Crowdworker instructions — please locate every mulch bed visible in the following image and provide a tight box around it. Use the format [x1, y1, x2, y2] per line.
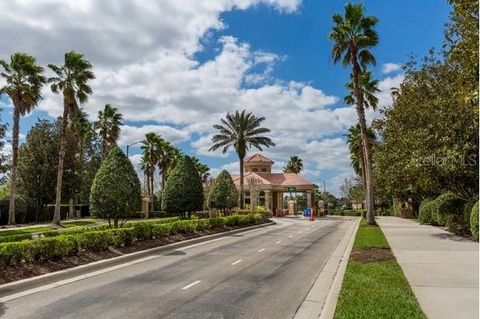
[350, 248, 394, 263]
[0, 223, 263, 285]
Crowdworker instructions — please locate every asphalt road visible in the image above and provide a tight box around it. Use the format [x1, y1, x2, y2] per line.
[0, 216, 356, 319]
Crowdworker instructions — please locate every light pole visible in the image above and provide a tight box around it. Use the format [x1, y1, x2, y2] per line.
[126, 140, 142, 157]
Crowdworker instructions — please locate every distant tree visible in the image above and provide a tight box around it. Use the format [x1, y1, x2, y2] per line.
[90, 147, 141, 227]
[0, 53, 46, 224]
[329, 3, 379, 224]
[283, 156, 303, 174]
[162, 156, 204, 218]
[210, 110, 275, 208]
[208, 170, 239, 213]
[247, 176, 262, 213]
[48, 51, 95, 225]
[191, 156, 210, 183]
[140, 132, 163, 210]
[94, 104, 123, 159]
[345, 124, 376, 188]
[17, 120, 58, 219]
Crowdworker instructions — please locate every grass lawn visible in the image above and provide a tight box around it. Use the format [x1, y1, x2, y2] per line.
[334, 220, 426, 319]
[0, 226, 55, 237]
[62, 220, 98, 228]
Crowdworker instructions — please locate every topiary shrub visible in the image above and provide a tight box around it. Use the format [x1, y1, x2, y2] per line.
[470, 201, 479, 241]
[432, 192, 467, 232]
[418, 199, 436, 225]
[90, 147, 142, 228]
[162, 156, 204, 218]
[207, 170, 238, 213]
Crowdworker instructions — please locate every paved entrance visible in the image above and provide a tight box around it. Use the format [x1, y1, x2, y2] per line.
[377, 217, 479, 319]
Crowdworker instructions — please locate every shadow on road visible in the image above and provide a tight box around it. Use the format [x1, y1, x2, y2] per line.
[163, 250, 186, 256]
[0, 302, 6, 317]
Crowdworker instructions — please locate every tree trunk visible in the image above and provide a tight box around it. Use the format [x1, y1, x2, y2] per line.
[53, 103, 70, 225]
[69, 198, 75, 219]
[239, 157, 244, 209]
[7, 108, 20, 225]
[101, 135, 107, 160]
[113, 215, 118, 228]
[352, 58, 375, 224]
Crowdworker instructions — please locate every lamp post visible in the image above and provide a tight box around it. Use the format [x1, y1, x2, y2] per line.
[126, 140, 142, 157]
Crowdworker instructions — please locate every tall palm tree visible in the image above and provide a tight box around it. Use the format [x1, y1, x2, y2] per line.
[158, 141, 180, 190]
[0, 53, 46, 225]
[344, 71, 380, 110]
[48, 51, 94, 225]
[94, 104, 123, 159]
[283, 155, 303, 174]
[209, 110, 275, 208]
[345, 124, 376, 188]
[140, 132, 163, 210]
[329, 3, 379, 224]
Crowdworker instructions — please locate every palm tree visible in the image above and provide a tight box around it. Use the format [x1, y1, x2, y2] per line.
[94, 104, 123, 159]
[283, 155, 303, 174]
[344, 71, 380, 110]
[191, 156, 210, 183]
[209, 110, 275, 208]
[0, 53, 46, 225]
[48, 51, 95, 225]
[158, 141, 180, 190]
[329, 3, 379, 224]
[345, 124, 376, 188]
[140, 132, 163, 210]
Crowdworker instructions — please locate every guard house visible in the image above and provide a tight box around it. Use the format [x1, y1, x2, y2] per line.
[231, 154, 318, 215]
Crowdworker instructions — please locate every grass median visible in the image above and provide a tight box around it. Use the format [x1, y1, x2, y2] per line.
[334, 220, 426, 319]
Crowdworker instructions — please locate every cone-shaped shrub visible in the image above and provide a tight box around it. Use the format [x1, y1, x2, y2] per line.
[208, 170, 238, 212]
[162, 156, 204, 218]
[90, 147, 141, 227]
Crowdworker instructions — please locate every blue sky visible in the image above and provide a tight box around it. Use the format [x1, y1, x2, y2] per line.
[0, 0, 451, 195]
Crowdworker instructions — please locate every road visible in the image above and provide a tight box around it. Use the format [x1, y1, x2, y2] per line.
[0, 216, 356, 319]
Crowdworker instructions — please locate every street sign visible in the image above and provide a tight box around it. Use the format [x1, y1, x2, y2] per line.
[286, 186, 296, 192]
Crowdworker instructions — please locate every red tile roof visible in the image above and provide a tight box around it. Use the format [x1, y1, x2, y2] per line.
[245, 153, 274, 164]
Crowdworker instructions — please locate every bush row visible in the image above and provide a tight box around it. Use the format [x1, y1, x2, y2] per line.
[327, 209, 366, 217]
[419, 193, 478, 237]
[0, 214, 263, 266]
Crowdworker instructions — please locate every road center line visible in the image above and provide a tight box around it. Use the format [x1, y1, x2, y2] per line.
[257, 248, 265, 252]
[275, 240, 281, 244]
[182, 280, 201, 290]
[231, 259, 242, 265]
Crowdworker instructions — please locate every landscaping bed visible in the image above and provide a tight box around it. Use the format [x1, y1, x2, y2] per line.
[334, 220, 426, 319]
[0, 214, 266, 285]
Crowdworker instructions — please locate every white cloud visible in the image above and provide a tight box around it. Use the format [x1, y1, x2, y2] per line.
[381, 62, 402, 74]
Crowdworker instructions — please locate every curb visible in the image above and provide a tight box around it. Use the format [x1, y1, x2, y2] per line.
[294, 217, 361, 319]
[0, 221, 275, 298]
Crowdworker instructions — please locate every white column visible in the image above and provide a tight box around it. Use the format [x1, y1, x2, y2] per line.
[265, 190, 270, 211]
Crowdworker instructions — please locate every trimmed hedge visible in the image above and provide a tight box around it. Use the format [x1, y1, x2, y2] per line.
[470, 201, 479, 241]
[0, 233, 33, 243]
[0, 214, 263, 266]
[327, 209, 366, 217]
[418, 199, 436, 225]
[432, 193, 467, 234]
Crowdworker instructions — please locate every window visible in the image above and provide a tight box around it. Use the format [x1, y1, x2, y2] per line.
[252, 168, 258, 172]
[261, 168, 267, 172]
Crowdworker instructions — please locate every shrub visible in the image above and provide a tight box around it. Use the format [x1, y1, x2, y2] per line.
[152, 223, 172, 238]
[418, 199, 436, 224]
[162, 156, 204, 218]
[470, 201, 479, 241]
[207, 170, 238, 212]
[110, 228, 135, 246]
[90, 147, 142, 227]
[432, 192, 466, 229]
[0, 241, 30, 265]
[29, 236, 78, 261]
[0, 233, 33, 243]
[77, 231, 114, 251]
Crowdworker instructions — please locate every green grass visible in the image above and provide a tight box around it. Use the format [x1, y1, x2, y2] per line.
[62, 220, 97, 228]
[0, 226, 55, 237]
[334, 220, 426, 319]
[353, 220, 390, 249]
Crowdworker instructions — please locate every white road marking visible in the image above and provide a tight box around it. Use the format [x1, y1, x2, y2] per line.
[231, 259, 242, 265]
[0, 255, 160, 302]
[257, 248, 265, 252]
[289, 235, 293, 238]
[275, 240, 281, 244]
[298, 231, 303, 234]
[182, 280, 201, 290]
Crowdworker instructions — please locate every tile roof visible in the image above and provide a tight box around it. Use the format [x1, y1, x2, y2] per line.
[244, 153, 274, 164]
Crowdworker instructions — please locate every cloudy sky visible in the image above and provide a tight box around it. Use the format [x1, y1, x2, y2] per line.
[0, 0, 450, 195]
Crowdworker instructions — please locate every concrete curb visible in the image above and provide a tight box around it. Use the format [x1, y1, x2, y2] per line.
[0, 221, 274, 298]
[294, 217, 361, 319]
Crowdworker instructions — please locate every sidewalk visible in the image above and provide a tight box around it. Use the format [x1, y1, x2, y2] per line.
[377, 217, 479, 319]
